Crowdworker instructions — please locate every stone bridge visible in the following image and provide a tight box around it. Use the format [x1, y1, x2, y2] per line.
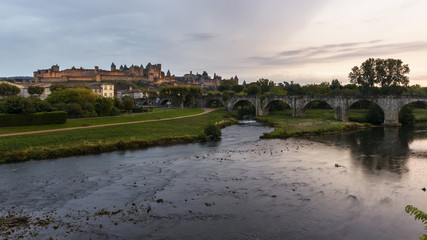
[199, 95, 427, 126]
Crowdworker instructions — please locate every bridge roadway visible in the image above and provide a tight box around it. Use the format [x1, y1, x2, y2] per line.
[199, 95, 427, 126]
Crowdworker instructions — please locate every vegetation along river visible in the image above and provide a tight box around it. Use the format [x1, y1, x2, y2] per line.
[1, 122, 427, 239]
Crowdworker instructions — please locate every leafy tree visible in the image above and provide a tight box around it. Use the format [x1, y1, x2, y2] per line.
[404, 85, 426, 96]
[217, 84, 231, 92]
[330, 79, 342, 90]
[256, 78, 275, 94]
[50, 84, 68, 92]
[0, 96, 25, 113]
[94, 97, 115, 116]
[283, 81, 303, 95]
[349, 58, 410, 89]
[186, 86, 202, 106]
[405, 205, 427, 240]
[231, 85, 244, 93]
[23, 97, 52, 113]
[244, 83, 262, 96]
[122, 97, 134, 113]
[204, 124, 221, 140]
[0, 82, 20, 96]
[47, 88, 98, 106]
[221, 90, 235, 102]
[67, 103, 84, 118]
[27, 85, 45, 96]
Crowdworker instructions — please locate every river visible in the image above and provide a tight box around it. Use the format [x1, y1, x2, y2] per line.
[0, 122, 426, 239]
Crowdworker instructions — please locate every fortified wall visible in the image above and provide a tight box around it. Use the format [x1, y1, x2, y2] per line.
[33, 63, 162, 83]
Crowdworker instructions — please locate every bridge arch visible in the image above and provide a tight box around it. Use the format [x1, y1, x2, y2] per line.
[262, 98, 292, 115]
[262, 99, 292, 116]
[348, 99, 384, 125]
[296, 97, 337, 119]
[396, 98, 427, 125]
[227, 96, 260, 115]
[203, 96, 226, 108]
[159, 98, 171, 106]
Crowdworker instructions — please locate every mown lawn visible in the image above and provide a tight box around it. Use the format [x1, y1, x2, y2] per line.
[0, 110, 229, 154]
[0, 108, 203, 134]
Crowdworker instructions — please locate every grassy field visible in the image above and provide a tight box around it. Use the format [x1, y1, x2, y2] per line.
[0, 109, 234, 162]
[255, 109, 369, 138]
[0, 108, 202, 134]
[414, 108, 427, 122]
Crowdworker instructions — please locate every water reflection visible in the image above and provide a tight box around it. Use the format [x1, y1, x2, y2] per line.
[312, 126, 427, 174]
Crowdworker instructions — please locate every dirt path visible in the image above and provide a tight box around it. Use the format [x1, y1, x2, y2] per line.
[0, 108, 217, 138]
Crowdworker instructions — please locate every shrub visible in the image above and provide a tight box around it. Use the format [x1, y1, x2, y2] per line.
[204, 124, 221, 140]
[366, 104, 384, 125]
[0, 111, 67, 127]
[110, 106, 121, 116]
[399, 105, 415, 126]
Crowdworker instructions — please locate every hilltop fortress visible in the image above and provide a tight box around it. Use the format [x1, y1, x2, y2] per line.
[34, 63, 162, 83]
[33, 63, 234, 90]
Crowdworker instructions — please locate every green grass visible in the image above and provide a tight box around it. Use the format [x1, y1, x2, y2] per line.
[0, 110, 235, 162]
[414, 108, 427, 122]
[256, 109, 369, 138]
[0, 108, 202, 134]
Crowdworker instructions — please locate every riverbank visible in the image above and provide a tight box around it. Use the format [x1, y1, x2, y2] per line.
[255, 109, 370, 139]
[0, 109, 236, 163]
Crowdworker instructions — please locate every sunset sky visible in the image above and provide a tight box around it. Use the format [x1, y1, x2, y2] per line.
[1, 0, 427, 85]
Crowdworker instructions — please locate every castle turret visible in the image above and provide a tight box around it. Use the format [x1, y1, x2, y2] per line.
[111, 62, 116, 71]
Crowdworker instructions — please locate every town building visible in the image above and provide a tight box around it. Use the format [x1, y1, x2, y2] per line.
[87, 83, 115, 98]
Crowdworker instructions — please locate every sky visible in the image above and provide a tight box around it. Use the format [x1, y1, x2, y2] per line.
[1, 0, 427, 86]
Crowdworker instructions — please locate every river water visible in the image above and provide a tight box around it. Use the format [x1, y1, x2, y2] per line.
[1, 122, 427, 239]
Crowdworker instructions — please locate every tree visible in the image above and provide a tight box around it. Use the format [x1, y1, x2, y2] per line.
[217, 84, 231, 92]
[231, 85, 244, 93]
[27, 85, 45, 97]
[0, 96, 25, 113]
[0, 82, 20, 96]
[283, 81, 303, 95]
[349, 58, 410, 89]
[122, 97, 134, 113]
[405, 205, 427, 240]
[330, 79, 342, 90]
[47, 88, 98, 106]
[256, 78, 275, 94]
[50, 84, 68, 92]
[23, 97, 52, 113]
[244, 83, 261, 96]
[94, 97, 114, 116]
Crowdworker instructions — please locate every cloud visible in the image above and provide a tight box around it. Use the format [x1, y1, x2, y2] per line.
[183, 33, 217, 42]
[248, 40, 427, 66]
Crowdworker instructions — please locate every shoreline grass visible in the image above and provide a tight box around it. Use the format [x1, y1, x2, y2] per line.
[0, 110, 236, 163]
[255, 109, 370, 139]
[0, 108, 203, 134]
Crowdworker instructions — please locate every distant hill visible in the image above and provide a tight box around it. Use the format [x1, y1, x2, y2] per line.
[1, 76, 33, 83]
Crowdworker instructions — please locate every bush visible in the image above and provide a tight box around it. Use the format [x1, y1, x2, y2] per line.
[0, 111, 67, 127]
[67, 102, 83, 118]
[366, 104, 384, 125]
[204, 124, 221, 140]
[110, 106, 121, 116]
[399, 105, 415, 126]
